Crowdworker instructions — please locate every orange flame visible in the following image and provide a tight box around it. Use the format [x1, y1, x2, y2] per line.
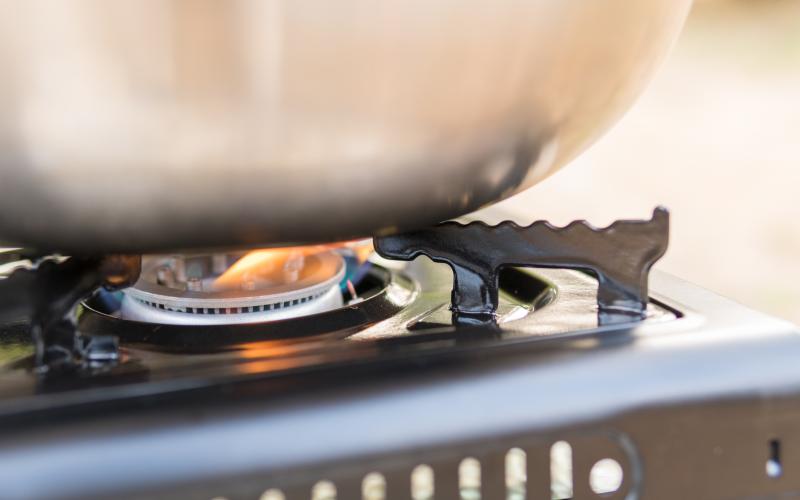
[213, 240, 372, 289]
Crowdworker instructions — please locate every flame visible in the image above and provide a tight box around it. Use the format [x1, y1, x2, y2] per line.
[213, 245, 324, 289]
[213, 240, 372, 290]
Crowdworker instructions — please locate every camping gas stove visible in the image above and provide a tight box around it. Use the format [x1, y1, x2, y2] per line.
[0, 209, 799, 500]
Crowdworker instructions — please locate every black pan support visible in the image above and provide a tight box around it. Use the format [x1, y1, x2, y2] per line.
[375, 207, 669, 325]
[0, 254, 140, 372]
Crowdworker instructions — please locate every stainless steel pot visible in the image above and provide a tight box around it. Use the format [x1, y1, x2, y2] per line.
[0, 0, 692, 253]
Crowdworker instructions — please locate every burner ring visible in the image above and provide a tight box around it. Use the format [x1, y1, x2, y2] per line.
[121, 251, 345, 325]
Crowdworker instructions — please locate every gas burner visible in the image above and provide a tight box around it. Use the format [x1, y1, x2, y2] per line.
[0, 211, 672, 369]
[82, 262, 410, 350]
[4, 210, 800, 500]
[120, 251, 345, 325]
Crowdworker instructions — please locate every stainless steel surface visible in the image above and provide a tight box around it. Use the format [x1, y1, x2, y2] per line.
[0, 0, 692, 252]
[0, 271, 797, 500]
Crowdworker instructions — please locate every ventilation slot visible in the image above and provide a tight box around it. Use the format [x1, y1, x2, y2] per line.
[311, 480, 336, 500]
[362, 472, 386, 499]
[590, 458, 624, 495]
[252, 437, 631, 499]
[551, 440, 573, 500]
[455, 457, 479, 498]
[260, 490, 286, 500]
[506, 447, 527, 497]
[411, 464, 434, 499]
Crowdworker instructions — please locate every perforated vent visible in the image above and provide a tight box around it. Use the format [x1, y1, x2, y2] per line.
[133, 290, 327, 315]
[195, 433, 633, 500]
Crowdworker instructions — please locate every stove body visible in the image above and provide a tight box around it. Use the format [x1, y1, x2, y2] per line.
[0, 245, 798, 500]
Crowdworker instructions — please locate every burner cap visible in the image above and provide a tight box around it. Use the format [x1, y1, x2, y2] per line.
[121, 251, 345, 325]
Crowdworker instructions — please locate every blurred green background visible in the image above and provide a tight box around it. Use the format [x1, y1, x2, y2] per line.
[494, 0, 800, 324]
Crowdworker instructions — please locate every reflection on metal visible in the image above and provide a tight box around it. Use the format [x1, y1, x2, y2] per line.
[0, 1, 692, 252]
[375, 208, 669, 325]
